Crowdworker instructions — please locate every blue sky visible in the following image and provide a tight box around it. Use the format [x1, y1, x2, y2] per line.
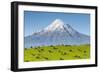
[24, 11, 90, 37]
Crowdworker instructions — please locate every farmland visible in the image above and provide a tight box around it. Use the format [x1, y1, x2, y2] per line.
[24, 44, 90, 62]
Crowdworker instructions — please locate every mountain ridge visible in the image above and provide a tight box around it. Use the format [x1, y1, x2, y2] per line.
[25, 19, 90, 48]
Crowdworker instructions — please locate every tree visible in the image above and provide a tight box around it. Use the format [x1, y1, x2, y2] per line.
[50, 45, 53, 47]
[30, 46, 33, 48]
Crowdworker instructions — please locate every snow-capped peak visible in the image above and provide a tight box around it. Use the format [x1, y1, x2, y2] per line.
[25, 18, 90, 48]
[44, 19, 65, 31]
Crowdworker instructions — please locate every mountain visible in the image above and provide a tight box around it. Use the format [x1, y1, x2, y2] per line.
[25, 19, 90, 48]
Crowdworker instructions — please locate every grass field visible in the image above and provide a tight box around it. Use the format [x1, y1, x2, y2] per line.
[24, 44, 90, 62]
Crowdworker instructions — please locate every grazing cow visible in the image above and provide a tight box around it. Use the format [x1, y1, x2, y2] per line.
[63, 52, 67, 55]
[60, 58, 64, 60]
[53, 47, 57, 49]
[44, 57, 49, 60]
[48, 50, 52, 53]
[25, 60, 29, 62]
[78, 49, 82, 52]
[69, 49, 72, 52]
[36, 56, 40, 59]
[74, 55, 81, 59]
[84, 51, 86, 53]
[38, 50, 41, 52]
[41, 49, 44, 51]
[31, 54, 35, 56]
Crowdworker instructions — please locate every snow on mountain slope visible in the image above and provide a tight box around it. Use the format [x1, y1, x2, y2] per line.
[44, 19, 65, 32]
